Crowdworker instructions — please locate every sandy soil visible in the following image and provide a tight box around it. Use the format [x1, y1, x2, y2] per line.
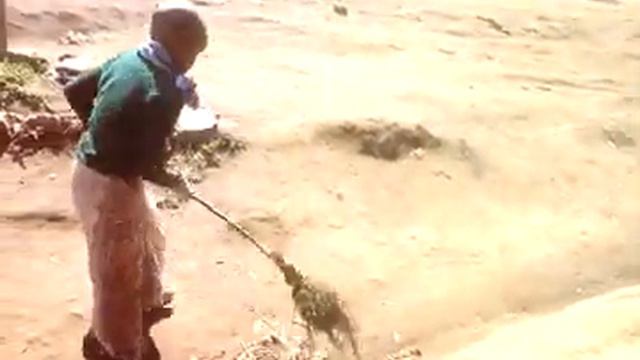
[1, 0, 639, 359]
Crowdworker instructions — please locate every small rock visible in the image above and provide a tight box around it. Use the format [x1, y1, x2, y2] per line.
[48, 173, 57, 181]
[432, 170, 452, 180]
[156, 198, 180, 210]
[69, 306, 84, 319]
[333, 4, 348, 16]
[58, 30, 93, 45]
[387, 347, 423, 359]
[476, 16, 511, 36]
[603, 128, 636, 148]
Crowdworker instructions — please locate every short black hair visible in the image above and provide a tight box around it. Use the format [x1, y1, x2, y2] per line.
[150, 7, 207, 47]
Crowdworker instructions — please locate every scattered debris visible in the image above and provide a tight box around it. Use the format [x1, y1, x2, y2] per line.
[58, 30, 93, 46]
[156, 197, 181, 211]
[0, 86, 52, 113]
[602, 128, 636, 148]
[316, 120, 443, 161]
[0, 52, 53, 112]
[333, 4, 348, 17]
[360, 124, 442, 161]
[432, 170, 452, 180]
[0, 60, 37, 87]
[234, 329, 422, 360]
[386, 347, 422, 360]
[236, 336, 287, 360]
[0, 52, 49, 75]
[476, 16, 511, 36]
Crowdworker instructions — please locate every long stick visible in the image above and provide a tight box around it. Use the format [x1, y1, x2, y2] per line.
[0, 0, 6, 53]
[189, 193, 272, 258]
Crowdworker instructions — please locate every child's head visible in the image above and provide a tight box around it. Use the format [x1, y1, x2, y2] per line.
[151, 1, 208, 74]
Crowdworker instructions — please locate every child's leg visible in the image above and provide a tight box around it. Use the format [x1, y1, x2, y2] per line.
[140, 188, 173, 311]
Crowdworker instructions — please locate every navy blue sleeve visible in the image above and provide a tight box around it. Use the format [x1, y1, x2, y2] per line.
[140, 95, 182, 187]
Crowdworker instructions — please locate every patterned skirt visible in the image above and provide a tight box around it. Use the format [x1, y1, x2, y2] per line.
[72, 161, 166, 359]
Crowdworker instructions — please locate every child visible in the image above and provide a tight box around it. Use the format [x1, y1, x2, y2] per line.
[64, 2, 208, 359]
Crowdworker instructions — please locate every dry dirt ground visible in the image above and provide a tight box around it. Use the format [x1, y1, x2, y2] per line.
[1, 0, 640, 359]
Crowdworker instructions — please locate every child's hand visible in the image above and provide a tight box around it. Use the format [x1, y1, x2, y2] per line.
[171, 173, 194, 201]
[176, 76, 200, 108]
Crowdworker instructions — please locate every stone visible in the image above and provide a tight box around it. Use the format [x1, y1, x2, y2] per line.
[333, 4, 348, 16]
[603, 128, 636, 148]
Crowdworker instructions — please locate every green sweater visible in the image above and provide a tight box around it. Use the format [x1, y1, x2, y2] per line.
[75, 50, 184, 180]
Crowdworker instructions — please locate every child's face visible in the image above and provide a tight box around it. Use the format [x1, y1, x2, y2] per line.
[166, 28, 207, 74]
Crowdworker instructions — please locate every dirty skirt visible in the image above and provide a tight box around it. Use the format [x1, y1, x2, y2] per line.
[72, 161, 166, 359]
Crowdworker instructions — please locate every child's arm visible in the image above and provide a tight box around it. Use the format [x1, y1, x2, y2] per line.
[139, 97, 191, 196]
[63, 68, 101, 125]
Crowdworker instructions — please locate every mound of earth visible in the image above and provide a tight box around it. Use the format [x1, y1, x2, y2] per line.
[0, 52, 53, 113]
[0, 112, 83, 167]
[445, 285, 640, 360]
[316, 120, 443, 161]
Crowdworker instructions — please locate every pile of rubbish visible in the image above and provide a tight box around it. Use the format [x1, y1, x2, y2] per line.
[0, 52, 52, 113]
[0, 111, 83, 167]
